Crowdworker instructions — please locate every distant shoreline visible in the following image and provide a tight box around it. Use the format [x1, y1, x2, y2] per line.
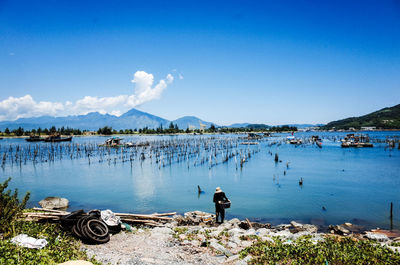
[1, 129, 400, 139]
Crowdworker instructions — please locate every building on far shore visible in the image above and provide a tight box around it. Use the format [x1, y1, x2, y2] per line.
[83, 131, 97, 136]
[361, 126, 376, 131]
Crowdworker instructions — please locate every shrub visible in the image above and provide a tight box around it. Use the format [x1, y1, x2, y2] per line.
[0, 178, 30, 237]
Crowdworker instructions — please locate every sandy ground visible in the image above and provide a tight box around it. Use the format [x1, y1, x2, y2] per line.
[82, 229, 230, 265]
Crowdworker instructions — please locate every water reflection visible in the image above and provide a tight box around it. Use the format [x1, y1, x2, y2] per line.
[0, 132, 399, 229]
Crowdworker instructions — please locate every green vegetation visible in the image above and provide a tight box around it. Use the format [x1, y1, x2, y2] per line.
[323, 104, 400, 130]
[0, 126, 83, 137]
[240, 236, 400, 265]
[0, 221, 100, 265]
[0, 178, 30, 237]
[0, 123, 297, 137]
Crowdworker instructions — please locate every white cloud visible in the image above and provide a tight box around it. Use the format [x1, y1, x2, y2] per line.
[0, 71, 174, 121]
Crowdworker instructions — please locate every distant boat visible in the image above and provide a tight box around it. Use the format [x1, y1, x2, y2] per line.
[26, 135, 44, 142]
[99, 137, 125, 147]
[316, 141, 322, 148]
[43, 135, 72, 142]
[341, 134, 373, 148]
[287, 136, 302, 145]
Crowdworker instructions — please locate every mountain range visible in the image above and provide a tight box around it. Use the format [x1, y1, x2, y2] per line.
[0, 107, 332, 131]
[0, 108, 215, 131]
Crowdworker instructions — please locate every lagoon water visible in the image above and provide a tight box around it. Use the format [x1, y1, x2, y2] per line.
[1, 132, 400, 230]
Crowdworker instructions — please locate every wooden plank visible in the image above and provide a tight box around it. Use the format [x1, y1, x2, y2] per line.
[115, 213, 172, 221]
[32, 207, 70, 214]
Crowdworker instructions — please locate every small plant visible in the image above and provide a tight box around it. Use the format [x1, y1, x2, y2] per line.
[240, 235, 400, 264]
[0, 177, 30, 237]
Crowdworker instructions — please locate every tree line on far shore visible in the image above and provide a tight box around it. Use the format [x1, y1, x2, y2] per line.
[0, 123, 297, 136]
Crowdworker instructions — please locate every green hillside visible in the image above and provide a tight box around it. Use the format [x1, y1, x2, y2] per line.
[323, 104, 400, 130]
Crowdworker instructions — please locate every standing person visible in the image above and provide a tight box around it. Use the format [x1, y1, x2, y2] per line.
[213, 187, 229, 223]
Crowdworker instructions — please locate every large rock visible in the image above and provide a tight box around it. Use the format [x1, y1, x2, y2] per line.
[39, 197, 69, 209]
[184, 211, 215, 225]
[229, 218, 241, 227]
[329, 225, 350, 235]
[365, 232, 389, 242]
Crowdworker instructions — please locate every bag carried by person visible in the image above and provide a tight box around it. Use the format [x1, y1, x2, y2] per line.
[218, 200, 231, 209]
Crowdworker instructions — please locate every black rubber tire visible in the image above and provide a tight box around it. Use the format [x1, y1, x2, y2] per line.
[87, 219, 109, 237]
[72, 224, 83, 239]
[107, 224, 122, 234]
[61, 209, 85, 221]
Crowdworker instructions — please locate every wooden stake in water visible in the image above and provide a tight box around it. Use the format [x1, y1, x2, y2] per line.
[390, 202, 393, 219]
[390, 202, 393, 230]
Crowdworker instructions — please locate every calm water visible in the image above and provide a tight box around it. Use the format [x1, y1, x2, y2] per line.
[1, 132, 400, 229]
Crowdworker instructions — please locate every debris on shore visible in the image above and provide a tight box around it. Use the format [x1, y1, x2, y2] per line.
[20, 208, 400, 264]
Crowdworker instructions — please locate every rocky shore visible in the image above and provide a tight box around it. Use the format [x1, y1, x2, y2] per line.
[82, 211, 400, 265]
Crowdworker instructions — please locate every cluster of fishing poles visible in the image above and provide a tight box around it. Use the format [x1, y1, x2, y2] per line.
[0, 136, 262, 170]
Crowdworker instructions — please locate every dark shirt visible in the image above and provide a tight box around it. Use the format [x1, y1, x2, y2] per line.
[213, 192, 228, 204]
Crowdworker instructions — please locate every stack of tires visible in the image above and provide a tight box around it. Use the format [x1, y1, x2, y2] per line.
[61, 209, 120, 244]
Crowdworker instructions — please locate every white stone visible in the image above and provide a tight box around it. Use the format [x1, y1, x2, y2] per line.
[151, 227, 173, 235]
[365, 232, 389, 242]
[273, 230, 294, 239]
[227, 242, 238, 249]
[210, 231, 220, 237]
[208, 238, 218, 244]
[226, 254, 240, 263]
[244, 229, 256, 236]
[290, 221, 303, 228]
[228, 228, 244, 237]
[209, 241, 233, 256]
[256, 228, 269, 236]
[229, 218, 241, 226]
[231, 236, 242, 245]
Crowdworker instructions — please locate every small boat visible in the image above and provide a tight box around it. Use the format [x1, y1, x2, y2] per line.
[43, 135, 72, 142]
[340, 134, 373, 148]
[240, 142, 259, 145]
[26, 135, 44, 142]
[99, 137, 125, 147]
[287, 136, 302, 144]
[247, 133, 263, 140]
[316, 141, 322, 148]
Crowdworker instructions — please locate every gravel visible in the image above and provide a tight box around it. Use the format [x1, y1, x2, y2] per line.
[82, 230, 226, 265]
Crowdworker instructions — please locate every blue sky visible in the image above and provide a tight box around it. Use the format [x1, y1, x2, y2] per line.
[0, 0, 399, 125]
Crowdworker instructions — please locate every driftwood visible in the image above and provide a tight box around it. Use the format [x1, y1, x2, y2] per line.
[115, 213, 173, 221]
[21, 208, 175, 227]
[32, 207, 70, 214]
